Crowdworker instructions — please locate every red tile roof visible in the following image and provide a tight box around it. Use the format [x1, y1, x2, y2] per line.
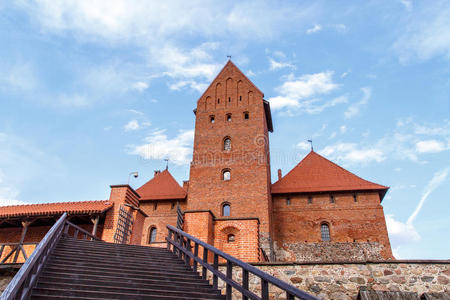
[271, 151, 389, 199]
[0, 200, 112, 218]
[137, 169, 187, 201]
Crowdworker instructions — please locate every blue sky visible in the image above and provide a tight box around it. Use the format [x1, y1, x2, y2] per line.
[0, 1, 449, 259]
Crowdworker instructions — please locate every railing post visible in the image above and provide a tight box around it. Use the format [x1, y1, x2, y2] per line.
[193, 243, 199, 272]
[202, 247, 208, 280]
[243, 269, 249, 300]
[213, 253, 219, 290]
[286, 292, 295, 300]
[185, 238, 191, 266]
[74, 229, 79, 239]
[167, 230, 172, 251]
[261, 279, 269, 300]
[226, 260, 233, 300]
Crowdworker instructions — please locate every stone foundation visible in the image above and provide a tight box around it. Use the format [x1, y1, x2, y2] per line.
[274, 241, 387, 262]
[214, 260, 449, 299]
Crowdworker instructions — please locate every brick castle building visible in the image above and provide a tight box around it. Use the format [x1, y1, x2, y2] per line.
[0, 61, 393, 263]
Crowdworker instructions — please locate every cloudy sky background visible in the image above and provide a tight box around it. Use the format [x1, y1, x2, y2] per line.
[0, 0, 449, 259]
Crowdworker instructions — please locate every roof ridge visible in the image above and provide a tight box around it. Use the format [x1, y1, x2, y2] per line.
[0, 199, 109, 209]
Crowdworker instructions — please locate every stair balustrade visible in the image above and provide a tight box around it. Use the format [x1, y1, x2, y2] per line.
[1, 212, 100, 300]
[166, 224, 318, 300]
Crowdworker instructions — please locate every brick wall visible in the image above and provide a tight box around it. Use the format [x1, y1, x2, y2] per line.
[214, 219, 260, 262]
[272, 191, 393, 261]
[138, 200, 186, 245]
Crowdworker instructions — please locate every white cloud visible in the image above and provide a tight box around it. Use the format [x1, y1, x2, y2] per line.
[0, 62, 37, 92]
[407, 167, 450, 224]
[394, 2, 450, 62]
[306, 24, 321, 34]
[344, 87, 371, 119]
[128, 129, 194, 165]
[131, 81, 149, 92]
[332, 24, 348, 33]
[340, 125, 347, 134]
[269, 71, 341, 112]
[319, 143, 385, 166]
[416, 140, 447, 153]
[399, 0, 413, 11]
[124, 120, 140, 131]
[124, 119, 151, 131]
[268, 58, 296, 71]
[386, 214, 420, 245]
[296, 141, 311, 152]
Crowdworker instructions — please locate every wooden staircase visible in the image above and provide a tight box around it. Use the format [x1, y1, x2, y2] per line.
[30, 237, 224, 299]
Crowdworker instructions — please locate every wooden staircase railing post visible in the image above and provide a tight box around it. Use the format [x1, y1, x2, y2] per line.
[226, 260, 233, 300]
[242, 268, 249, 300]
[261, 279, 269, 300]
[193, 242, 199, 272]
[212, 253, 218, 290]
[202, 247, 208, 280]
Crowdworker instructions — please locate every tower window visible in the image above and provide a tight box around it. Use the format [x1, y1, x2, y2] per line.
[224, 138, 231, 151]
[210, 116, 215, 123]
[286, 197, 291, 205]
[353, 193, 358, 202]
[227, 234, 235, 242]
[308, 196, 313, 204]
[153, 202, 158, 210]
[244, 112, 249, 119]
[222, 203, 231, 216]
[228, 97, 231, 102]
[321, 223, 330, 241]
[330, 195, 335, 204]
[218, 98, 220, 104]
[239, 96, 242, 101]
[149, 227, 157, 243]
[222, 169, 231, 181]
[226, 114, 232, 122]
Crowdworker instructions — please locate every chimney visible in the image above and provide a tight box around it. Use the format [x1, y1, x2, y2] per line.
[154, 170, 161, 176]
[277, 169, 282, 180]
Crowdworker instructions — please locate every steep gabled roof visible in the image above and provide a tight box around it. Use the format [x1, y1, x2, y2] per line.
[137, 169, 187, 201]
[0, 200, 112, 218]
[197, 60, 264, 102]
[271, 151, 389, 200]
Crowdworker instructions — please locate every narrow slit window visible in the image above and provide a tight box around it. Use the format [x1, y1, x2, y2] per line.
[308, 196, 313, 204]
[321, 223, 330, 241]
[210, 116, 215, 123]
[217, 98, 220, 104]
[226, 114, 232, 122]
[222, 204, 230, 216]
[224, 138, 231, 151]
[286, 197, 291, 205]
[239, 96, 242, 101]
[228, 97, 231, 102]
[227, 234, 235, 242]
[330, 195, 335, 204]
[353, 193, 358, 202]
[244, 112, 249, 119]
[149, 227, 157, 243]
[223, 170, 231, 181]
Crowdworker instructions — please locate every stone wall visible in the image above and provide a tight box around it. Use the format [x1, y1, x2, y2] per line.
[214, 260, 449, 299]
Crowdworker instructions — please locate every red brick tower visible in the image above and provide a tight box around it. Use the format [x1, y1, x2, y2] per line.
[186, 60, 274, 259]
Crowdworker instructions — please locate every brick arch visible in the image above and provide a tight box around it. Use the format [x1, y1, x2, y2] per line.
[217, 225, 241, 259]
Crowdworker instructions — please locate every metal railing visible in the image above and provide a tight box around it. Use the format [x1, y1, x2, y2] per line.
[166, 225, 318, 300]
[1, 213, 101, 300]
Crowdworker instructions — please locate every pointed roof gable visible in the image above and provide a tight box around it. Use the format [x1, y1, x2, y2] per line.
[137, 169, 187, 201]
[271, 151, 389, 200]
[197, 60, 264, 102]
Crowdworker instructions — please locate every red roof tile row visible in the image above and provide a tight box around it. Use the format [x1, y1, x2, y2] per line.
[0, 200, 112, 218]
[271, 151, 388, 199]
[136, 169, 187, 201]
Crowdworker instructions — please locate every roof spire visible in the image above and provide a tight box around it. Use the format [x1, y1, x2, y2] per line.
[307, 139, 314, 151]
[227, 55, 232, 60]
[164, 158, 169, 170]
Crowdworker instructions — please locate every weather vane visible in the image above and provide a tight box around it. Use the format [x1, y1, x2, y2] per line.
[164, 158, 169, 170]
[227, 55, 232, 60]
[307, 139, 313, 151]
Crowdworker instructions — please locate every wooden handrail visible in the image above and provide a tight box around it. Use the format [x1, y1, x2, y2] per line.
[1, 213, 67, 300]
[1, 213, 102, 299]
[166, 225, 318, 300]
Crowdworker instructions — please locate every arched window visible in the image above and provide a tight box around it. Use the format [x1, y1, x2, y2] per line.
[222, 203, 231, 216]
[244, 112, 249, 120]
[149, 227, 157, 243]
[224, 138, 231, 151]
[226, 114, 232, 122]
[210, 115, 215, 123]
[227, 234, 235, 243]
[222, 169, 231, 181]
[321, 223, 330, 241]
